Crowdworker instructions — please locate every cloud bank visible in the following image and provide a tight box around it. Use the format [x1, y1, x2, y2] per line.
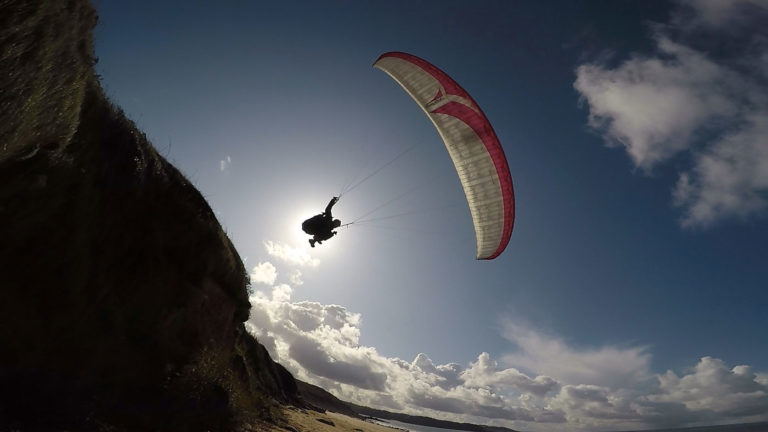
[501, 320, 652, 390]
[574, 0, 768, 228]
[247, 283, 768, 431]
[245, 241, 768, 431]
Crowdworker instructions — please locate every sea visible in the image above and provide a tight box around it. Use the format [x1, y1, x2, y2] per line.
[373, 418, 472, 432]
[372, 419, 768, 432]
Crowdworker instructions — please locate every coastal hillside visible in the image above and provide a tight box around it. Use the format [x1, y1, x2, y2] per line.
[349, 403, 517, 432]
[0, 1, 304, 430]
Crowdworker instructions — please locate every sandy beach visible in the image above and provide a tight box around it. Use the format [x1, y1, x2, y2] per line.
[257, 407, 403, 432]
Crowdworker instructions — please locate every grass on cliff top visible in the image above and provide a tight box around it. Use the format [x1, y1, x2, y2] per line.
[1, 0, 98, 162]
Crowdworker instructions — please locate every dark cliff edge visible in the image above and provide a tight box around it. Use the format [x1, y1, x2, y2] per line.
[0, 1, 304, 430]
[295, 381, 361, 419]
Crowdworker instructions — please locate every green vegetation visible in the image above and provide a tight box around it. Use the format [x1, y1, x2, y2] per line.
[0, 0, 94, 163]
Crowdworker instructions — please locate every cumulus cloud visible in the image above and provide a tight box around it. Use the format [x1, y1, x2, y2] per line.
[673, 114, 768, 227]
[574, 0, 768, 227]
[246, 283, 768, 431]
[264, 240, 320, 267]
[271, 283, 292, 302]
[757, 372, 768, 387]
[652, 357, 768, 419]
[246, 229, 767, 430]
[247, 285, 388, 391]
[246, 285, 566, 429]
[462, 352, 560, 397]
[548, 356, 768, 430]
[249, 261, 277, 285]
[289, 269, 304, 286]
[412, 353, 464, 390]
[501, 320, 652, 389]
[574, 38, 740, 170]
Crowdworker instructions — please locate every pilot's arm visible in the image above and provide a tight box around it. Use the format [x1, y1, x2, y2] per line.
[324, 196, 339, 217]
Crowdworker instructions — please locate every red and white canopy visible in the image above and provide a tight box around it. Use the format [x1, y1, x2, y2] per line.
[374, 52, 515, 260]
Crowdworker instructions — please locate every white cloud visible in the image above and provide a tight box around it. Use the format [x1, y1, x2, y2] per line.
[757, 373, 768, 387]
[411, 353, 464, 390]
[246, 288, 391, 391]
[271, 284, 292, 302]
[462, 352, 560, 397]
[674, 113, 768, 227]
[219, 155, 231, 172]
[652, 357, 768, 418]
[264, 240, 320, 267]
[574, 38, 739, 170]
[247, 233, 767, 429]
[547, 356, 768, 429]
[249, 261, 277, 285]
[531, 352, 768, 430]
[574, 0, 768, 227]
[246, 287, 566, 430]
[246, 285, 768, 431]
[501, 320, 652, 389]
[289, 269, 304, 286]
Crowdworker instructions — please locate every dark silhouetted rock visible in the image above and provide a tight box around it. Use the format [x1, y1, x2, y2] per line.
[317, 418, 336, 426]
[0, 0, 303, 430]
[297, 380, 360, 418]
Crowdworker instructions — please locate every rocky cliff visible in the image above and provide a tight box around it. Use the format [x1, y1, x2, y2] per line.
[0, 1, 302, 430]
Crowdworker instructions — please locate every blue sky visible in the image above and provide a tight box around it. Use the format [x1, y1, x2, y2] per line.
[93, 1, 768, 430]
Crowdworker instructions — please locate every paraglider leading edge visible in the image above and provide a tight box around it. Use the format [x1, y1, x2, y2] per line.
[373, 51, 515, 260]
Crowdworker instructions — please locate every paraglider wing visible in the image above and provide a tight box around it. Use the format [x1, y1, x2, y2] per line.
[374, 52, 515, 260]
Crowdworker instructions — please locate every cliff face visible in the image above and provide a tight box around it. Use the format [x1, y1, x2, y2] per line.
[0, 1, 301, 430]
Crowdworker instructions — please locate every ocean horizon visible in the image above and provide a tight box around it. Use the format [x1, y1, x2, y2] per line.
[374, 418, 471, 432]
